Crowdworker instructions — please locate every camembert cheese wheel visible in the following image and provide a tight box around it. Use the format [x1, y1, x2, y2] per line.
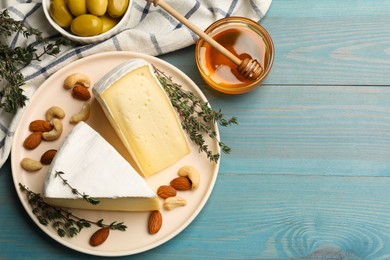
[42, 122, 160, 211]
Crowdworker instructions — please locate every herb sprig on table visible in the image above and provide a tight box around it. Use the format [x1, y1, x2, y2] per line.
[0, 10, 70, 113]
[19, 183, 127, 238]
[154, 67, 238, 163]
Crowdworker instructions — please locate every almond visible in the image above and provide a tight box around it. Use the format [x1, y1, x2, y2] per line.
[170, 176, 192, 191]
[40, 149, 57, 165]
[157, 185, 177, 199]
[89, 227, 110, 247]
[23, 132, 42, 150]
[72, 85, 91, 101]
[29, 120, 53, 132]
[148, 210, 162, 234]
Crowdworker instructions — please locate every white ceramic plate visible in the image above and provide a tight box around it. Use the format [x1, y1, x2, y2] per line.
[11, 51, 219, 256]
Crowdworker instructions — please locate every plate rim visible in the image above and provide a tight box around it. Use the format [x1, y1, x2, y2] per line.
[11, 51, 220, 257]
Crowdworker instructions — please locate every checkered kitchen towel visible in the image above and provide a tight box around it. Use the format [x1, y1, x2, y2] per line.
[0, 0, 272, 167]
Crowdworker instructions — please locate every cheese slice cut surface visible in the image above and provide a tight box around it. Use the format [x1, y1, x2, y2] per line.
[93, 59, 190, 177]
[42, 122, 160, 212]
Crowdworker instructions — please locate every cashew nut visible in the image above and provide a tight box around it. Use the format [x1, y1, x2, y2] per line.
[69, 102, 91, 124]
[163, 196, 187, 210]
[42, 118, 63, 141]
[178, 166, 200, 190]
[21, 157, 43, 172]
[45, 106, 65, 122]
[64, 73, 91, 89]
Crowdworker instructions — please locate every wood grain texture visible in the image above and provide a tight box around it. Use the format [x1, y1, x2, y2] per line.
[214, 85, 390, 177]
[3, 163, 389, 259]
[259, 0, 390, 86]
[161, 0, 390, 86]
[171, 174, 390, 259]
[2, 0, 390, 259]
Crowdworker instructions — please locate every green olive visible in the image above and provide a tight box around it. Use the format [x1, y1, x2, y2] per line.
[67, 0, 87, 16]
[107, 0, 129, 18]
[49, 0, 73, 28]
[100, 14, 119, 33]
[86, 0, 108, 16]
[71, 14, 103, 37]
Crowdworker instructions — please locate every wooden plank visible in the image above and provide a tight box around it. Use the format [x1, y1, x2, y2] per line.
[260, 0, 390, 85]
[136, 174, 390, 259]
[199, 84, 390, 177]
[264, 0, 390, 18]
[161, 0, 390, 86]
[191, 174, 390, 259]
[2, 0, 390, 259]
[3, 159, 390, 259]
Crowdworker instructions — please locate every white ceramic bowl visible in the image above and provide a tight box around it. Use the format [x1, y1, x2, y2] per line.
[42, 0, 132, 44]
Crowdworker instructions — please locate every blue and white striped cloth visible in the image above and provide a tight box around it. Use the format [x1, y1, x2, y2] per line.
[0, 0, 272, 167]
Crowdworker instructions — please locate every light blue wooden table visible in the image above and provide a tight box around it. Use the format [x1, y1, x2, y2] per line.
[1, 0, 390, 259]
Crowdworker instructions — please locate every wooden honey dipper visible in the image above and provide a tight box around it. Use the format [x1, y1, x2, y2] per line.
[146, 0, 264, 80]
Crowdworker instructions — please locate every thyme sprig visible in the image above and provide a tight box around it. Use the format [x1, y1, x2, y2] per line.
[55, 171, 100, 205]
[154, 67, 238, 162]
[19, 183, 127, 238]
[0, 10, 71, 113]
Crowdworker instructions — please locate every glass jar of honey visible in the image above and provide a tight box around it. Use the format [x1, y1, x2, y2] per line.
[195, 17, 274, 94]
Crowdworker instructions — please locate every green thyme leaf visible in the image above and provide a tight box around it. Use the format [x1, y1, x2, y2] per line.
[0, 10, 71, 113]
[19, 183, 127, 238]
[55, 171, 100, 205]
[154, 66, 238, 163]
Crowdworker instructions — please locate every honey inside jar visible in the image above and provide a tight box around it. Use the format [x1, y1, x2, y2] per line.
[196, 17, 274, 94]
[201, 25, 268, 87]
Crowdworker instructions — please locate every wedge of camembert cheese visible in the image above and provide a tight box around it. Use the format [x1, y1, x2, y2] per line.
[93, 59, 190, 177]
[42, 122, 160, 211]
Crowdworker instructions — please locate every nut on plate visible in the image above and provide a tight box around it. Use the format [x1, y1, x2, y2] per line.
[23, 132, 42, 150]
[45, 106, 65, 122]
[42, 118, 63, 141]
[21, 157, 43, 172]
[170, 176, 192, 191]
[148, 210, 162, 234]
[40, 149, 57, 165]
[64, 73, 91, 89]
[72, 85, 91, 101]
[178, 166, 200, 190]
[89, 227, 110, 247]
[163, 196, 187, 210]
[29, 120, 53, 132]
[157, 185, 177, 199]
[69, 102, 91, 124]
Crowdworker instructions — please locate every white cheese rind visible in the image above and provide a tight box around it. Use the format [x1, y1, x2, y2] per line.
[42, 122, 159, 212]
[93, 59, 190, 177]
